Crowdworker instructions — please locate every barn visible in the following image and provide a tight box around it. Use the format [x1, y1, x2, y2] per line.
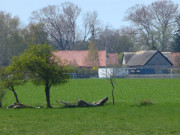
[53, 50, 119, 78]
[121, 50, 173, 74]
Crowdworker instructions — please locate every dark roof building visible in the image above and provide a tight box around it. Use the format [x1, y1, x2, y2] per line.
[122, 50, 173, 74]
[122, 50, 172, 67]
[162, 52, 172, 63]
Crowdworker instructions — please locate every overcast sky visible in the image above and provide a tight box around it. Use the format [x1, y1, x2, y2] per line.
[0, 0, 180, 29]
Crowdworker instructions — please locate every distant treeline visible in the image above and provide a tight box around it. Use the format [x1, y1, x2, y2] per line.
[0, 0, 180, 66]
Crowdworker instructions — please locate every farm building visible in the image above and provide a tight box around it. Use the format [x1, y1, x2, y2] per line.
[121, 50, 173, 74]
[171, 53, 180, 67]
[53, 50, 119, 78]
[53, 50, 119, 67]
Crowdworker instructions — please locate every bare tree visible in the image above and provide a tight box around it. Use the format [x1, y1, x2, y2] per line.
[107, 68, 122, 105]
[97, 27, 117, 53]
[31, 2, 81, 50]
[109, 72, 115, 105]
[126, 4, 154, 49]
[119, 27, 140, 51]
[125, 0, 179, 51]
[96, 27, 136, 53]
[100, 68, 122, 105]
[82, 11, 102, 41]
[150, 0, 179, 51]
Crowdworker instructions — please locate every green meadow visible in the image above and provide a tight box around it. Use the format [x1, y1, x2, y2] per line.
[0, 79, 180, 135]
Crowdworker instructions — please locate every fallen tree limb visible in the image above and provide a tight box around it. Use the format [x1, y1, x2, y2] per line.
[57, 97, 108, 108]
[7, 103, 41, 109]
[57, 101, 77, 108]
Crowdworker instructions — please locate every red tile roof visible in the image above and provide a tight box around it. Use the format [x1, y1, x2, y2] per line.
[53, 50, 119, 67]
[107, 53, 119, 65]
[172, 53, 180, 67]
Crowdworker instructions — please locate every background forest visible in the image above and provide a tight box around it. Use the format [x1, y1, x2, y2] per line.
[0, 0, 180, 66]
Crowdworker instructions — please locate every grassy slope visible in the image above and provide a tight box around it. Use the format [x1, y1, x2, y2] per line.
[0, 79, 180, 135]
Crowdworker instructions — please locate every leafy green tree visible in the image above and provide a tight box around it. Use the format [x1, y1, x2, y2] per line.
[22, 23, 48, 45]
[17, 44, 71, 107]
[87, 39, 99, 67]
[172, 14, 180, 52]
[0, 11, 27, 66]
[0, 59, 26, 103]
[29, 23, 48, 45]
[31, 2, 81, 50]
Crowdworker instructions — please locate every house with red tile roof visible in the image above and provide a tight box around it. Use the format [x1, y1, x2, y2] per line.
[171, 53, 180, 67]
[53, 50, 119, 67]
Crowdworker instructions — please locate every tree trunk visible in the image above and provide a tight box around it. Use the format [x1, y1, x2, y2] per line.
[11, 86, 19, 103]
[110, 80, 115, 105]
[0, 102, 2, 108]
[45, 84, 51, 108]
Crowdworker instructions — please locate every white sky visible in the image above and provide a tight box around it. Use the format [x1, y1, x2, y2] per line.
[0, 0, 180, 29]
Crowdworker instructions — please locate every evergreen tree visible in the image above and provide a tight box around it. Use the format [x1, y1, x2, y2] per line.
[172, 30, 180, 52]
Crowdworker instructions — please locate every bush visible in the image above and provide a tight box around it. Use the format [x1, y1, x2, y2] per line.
[139, 99, 154, 106]
[75, 67, 98, 75]
[134, 98, 154, 106]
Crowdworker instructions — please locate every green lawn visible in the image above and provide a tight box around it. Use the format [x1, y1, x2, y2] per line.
[0, 79, 180, 135]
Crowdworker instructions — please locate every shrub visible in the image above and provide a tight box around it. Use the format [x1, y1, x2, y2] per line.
[139, 99, 154, 106]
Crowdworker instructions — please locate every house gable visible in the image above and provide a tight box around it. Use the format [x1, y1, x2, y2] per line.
[122, 50, 157, 66]
[145, 51, 173, 66]
[122, 50, 173, 67]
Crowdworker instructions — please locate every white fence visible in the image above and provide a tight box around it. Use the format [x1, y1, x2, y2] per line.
[98, 68, 129, 78]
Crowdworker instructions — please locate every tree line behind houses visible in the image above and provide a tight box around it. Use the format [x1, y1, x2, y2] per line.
[0, 0, 180, 67]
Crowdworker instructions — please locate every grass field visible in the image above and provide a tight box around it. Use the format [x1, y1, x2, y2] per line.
[0, 79, 180, 135]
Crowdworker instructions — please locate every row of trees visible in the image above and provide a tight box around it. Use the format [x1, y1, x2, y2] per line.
[30, 0, 180, 52]
[1, 0, 180, 67]
[29, 2, 137, 53]
[0, 11, 48, 66]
